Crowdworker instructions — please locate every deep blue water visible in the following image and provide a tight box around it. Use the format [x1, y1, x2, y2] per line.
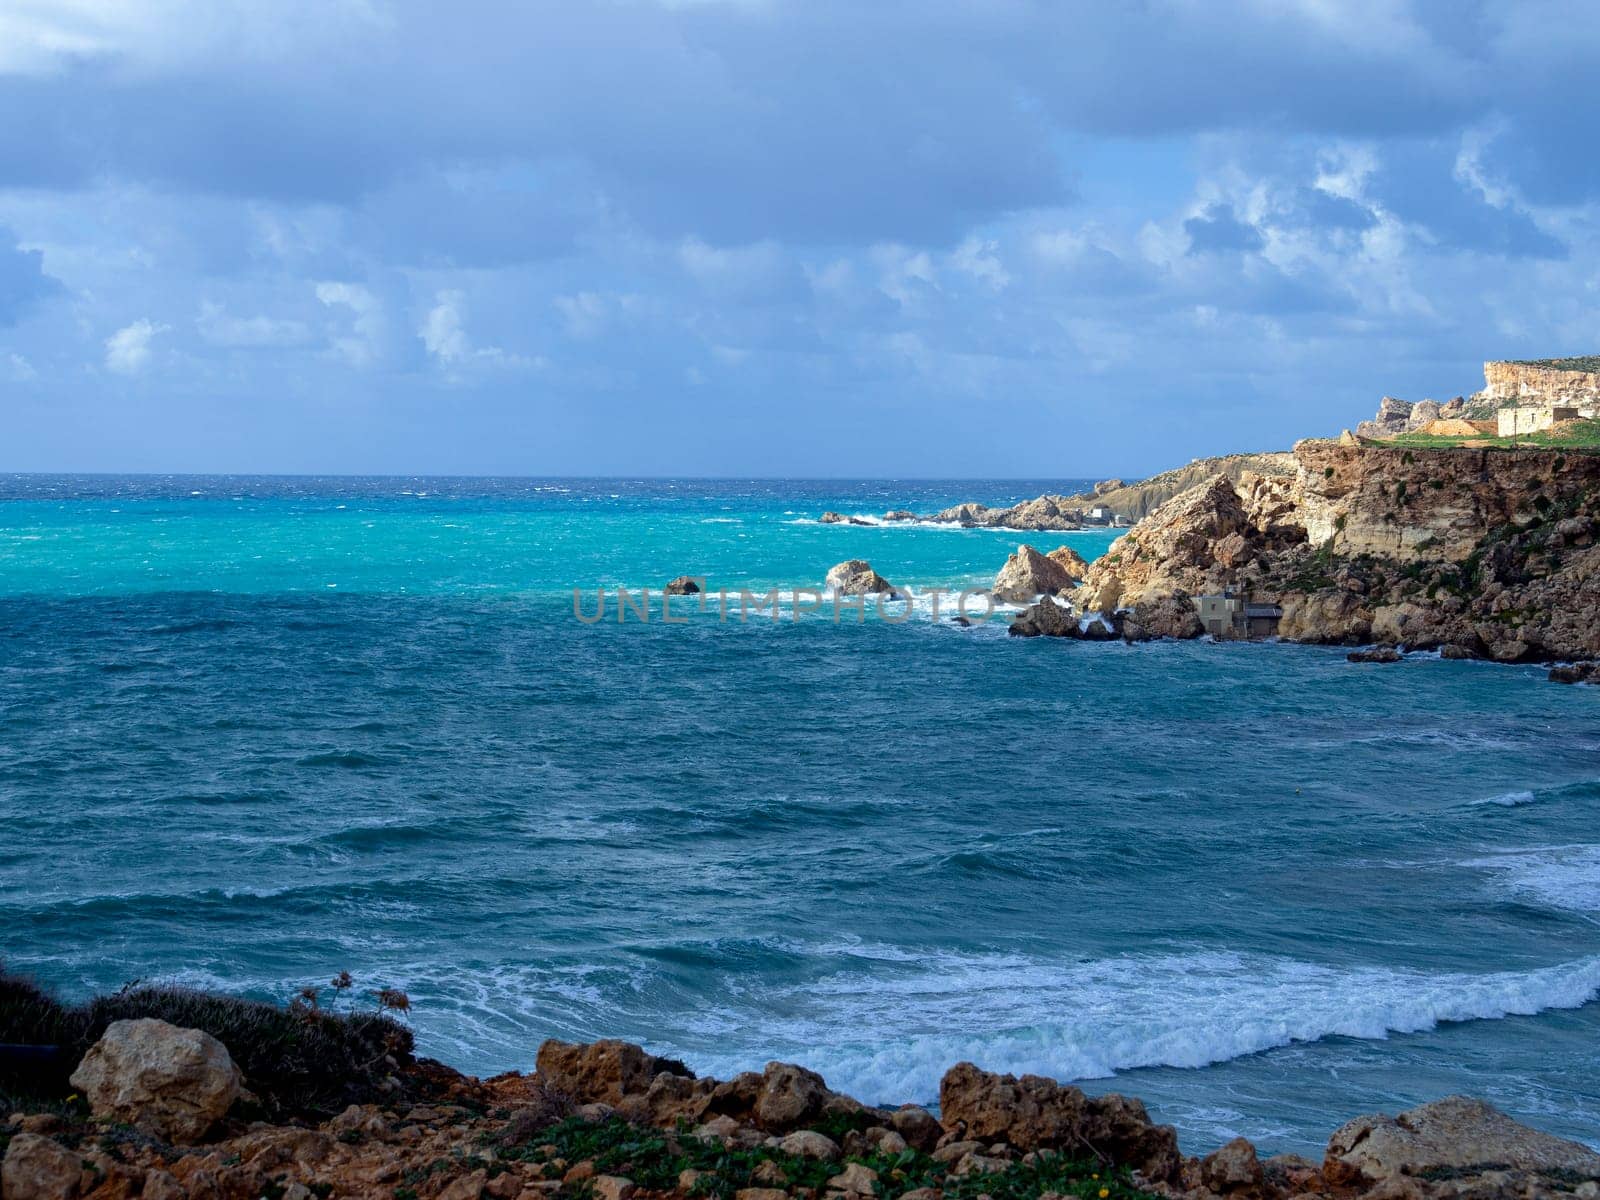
[2, 475, 1598, 1154]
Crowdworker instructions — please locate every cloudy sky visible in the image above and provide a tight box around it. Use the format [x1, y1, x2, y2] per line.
[2, 0, 1598, 476]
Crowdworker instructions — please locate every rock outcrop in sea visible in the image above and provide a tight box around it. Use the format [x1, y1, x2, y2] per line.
[1063, 439, 1600, 666]
[7, 1021, 1598, 1200]
[992, 544, 1082, 602]
[824, 560, 901, 597]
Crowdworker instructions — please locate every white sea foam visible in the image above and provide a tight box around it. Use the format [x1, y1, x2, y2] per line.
[1471, 790, 1538, 808]
[1465, 844, 1600, 914]
[315, 942, 1600, 1108]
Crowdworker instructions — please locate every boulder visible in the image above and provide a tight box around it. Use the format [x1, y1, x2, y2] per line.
[70, 1018, 243, 1144]
[2, 1132, 83, 1200]
[1405, 399, 1442, 431]
[993, 544, 1080, 602]
[754, 1061, 829, 1130]
[938, 1062, 1181, 1182]
[1008, 600, 1078, 638]
[825, 560, 901, 598]
[664, 576, 702, 596]
[1203, 1137, 1263, 1192]
[1046, 545, 1091, 582]
[779, 1130, 841, 1160]
[819, 512, 848, 524]
[1001, 496, 1082, 531]
[1325, 1095, 1600, 1183]
[889, 1106, 943, 1152]
[882, 511, 915, 522]
[534, 1039, 692, 1106]
[1122, 593, 1204, 641]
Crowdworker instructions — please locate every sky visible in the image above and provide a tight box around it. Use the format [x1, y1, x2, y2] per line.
[2, 0, 1599, 478]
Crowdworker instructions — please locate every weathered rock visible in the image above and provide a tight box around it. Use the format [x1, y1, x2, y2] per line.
[824, 560, 901, 598]
[1325, 1095, 1600, 1183]
[534, 1039, 692, 1107]
[1277, 590, 1373, 645]
[70, 1018, 243, 1144]
[2, 1132, 83, 1200]
[1203, 1137, 1264, 1192]
[1008, 600, 1078, 638]
[883, 510, 915, 522]
[1440, 643, 1480, 660]
[993, 544, 1081, 602]
[1046, 545, 1091, 581]
[819, 512, 848, 524]
[827, 1162, 879, 1195]
[591, 1175, 634, 1200]
[439, 1169, 489, 1200]
[939, 1062, 1181, 1181]
[889, 1106, 943, 1151]
[1405, 400, 1442, 431]
[1348, 648, 1402, 663]
[779, 1130, 841, 1160]
[1122, 593, 1204, 641]
[664, 576, 701, 596]
[754, 1061, 829, 1130]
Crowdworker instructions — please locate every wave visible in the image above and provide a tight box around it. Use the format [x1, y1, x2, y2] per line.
[266, 941, 1600, 1107]
[1465, 845, 1600, 914]
[1472, 790, 1539, 808]
[296, 750, 386, 769]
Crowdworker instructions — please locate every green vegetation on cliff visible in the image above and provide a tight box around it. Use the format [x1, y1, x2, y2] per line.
[1372, 419, 1600, 450]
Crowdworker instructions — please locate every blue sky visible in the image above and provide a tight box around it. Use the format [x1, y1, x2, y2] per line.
[2, 0, 1598, 477]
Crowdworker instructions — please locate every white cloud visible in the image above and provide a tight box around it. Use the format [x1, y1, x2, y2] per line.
[4, 351, 37, 380]
[420, 290, 470, 363]
[196, 301, 309, 348]
[104, 318, 166, 374]
[950, 237, 1010, 290]
[419, 289, 533, 372]
[315, 280, 385, 367]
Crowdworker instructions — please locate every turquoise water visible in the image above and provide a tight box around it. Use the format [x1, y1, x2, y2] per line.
[2, 475, 1598, 1154]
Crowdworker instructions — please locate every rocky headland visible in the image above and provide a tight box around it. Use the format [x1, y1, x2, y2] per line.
[1009, 437, 1600, 669]
[817, 454, 1296, 532]
[5, 978, 1600, 1200]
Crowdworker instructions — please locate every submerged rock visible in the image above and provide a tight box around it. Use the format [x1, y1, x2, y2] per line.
[1348, 647, 1403, 663]
[1549, 661, 1600, 684]
[70, 1018, 243, 1144]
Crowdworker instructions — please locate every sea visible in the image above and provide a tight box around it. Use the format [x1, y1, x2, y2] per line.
[2, 474, 1598, 1154]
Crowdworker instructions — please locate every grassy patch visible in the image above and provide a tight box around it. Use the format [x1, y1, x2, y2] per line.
[503, 1116, 1159, 1200]
[1372, 420, 1600, 450]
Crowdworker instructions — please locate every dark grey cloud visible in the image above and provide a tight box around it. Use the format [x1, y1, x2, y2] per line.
[5, 0, 1596, 260]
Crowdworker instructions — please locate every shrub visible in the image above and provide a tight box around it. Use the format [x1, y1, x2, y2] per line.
[1, 970, 415, 1119]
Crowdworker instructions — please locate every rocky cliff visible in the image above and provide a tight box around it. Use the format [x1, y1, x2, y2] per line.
[1482, 359, 1600, 408]
[1063, 452, 1296, 522]
[1072, 441, 1600, 662]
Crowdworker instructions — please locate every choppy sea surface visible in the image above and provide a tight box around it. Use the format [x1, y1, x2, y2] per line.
[2, 474, 1598, 1154]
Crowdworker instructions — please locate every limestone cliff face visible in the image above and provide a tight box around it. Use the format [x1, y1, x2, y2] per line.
[1482, 360, 1600, 407]
[1073, 440, 1600, 662]
[1294, 440, 1598, 560]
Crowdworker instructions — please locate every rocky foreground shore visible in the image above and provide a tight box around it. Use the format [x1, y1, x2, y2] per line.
[6, 1015, 1599, 1200]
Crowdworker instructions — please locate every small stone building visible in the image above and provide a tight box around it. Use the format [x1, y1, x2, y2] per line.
[1193, 590, 1282, 639]
[1497, 404, 1580, 437]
